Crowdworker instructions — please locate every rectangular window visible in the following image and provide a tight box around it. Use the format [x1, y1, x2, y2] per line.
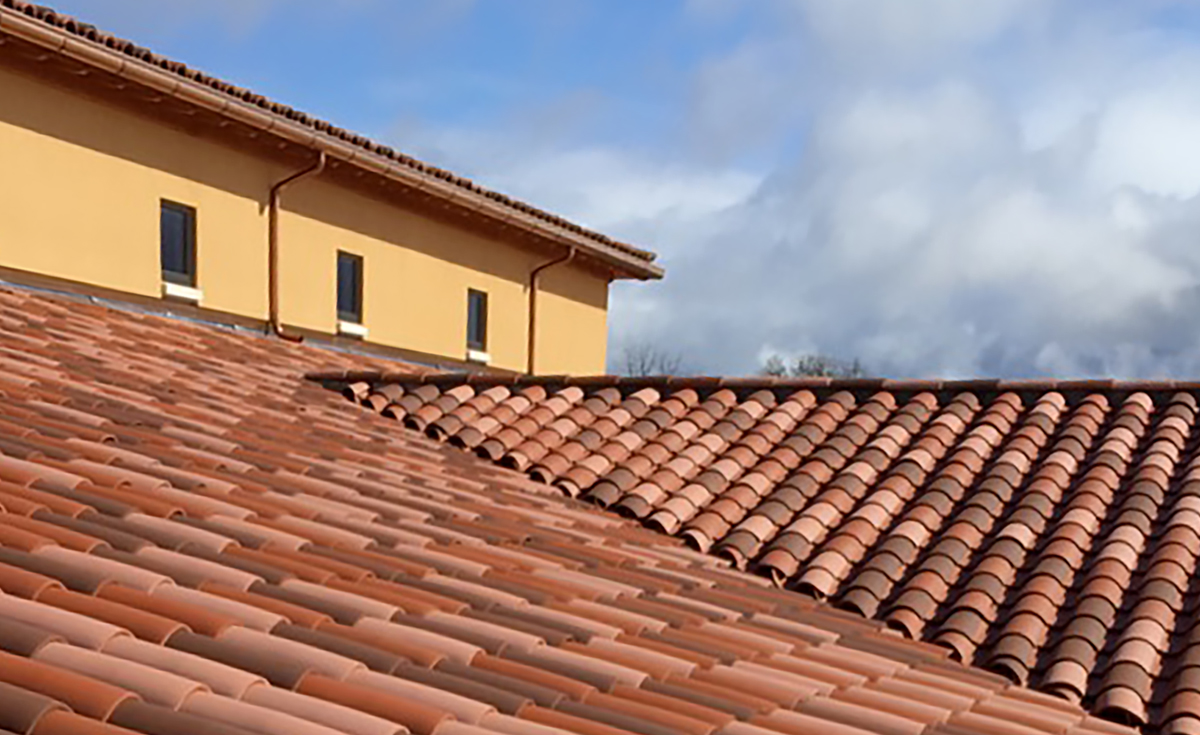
[337, 251, 364, 324]
[160, 201, 196, 286]
[467, 289, 488, 352]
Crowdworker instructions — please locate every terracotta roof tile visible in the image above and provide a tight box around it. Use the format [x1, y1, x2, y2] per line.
[325, 371, 1200, 732]
[0, 284, 1141, 735]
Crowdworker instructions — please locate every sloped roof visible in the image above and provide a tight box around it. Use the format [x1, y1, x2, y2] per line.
[318, 371, 1200, 732]
[0, 286, 1126, 735]
[0, 1, 661, 279]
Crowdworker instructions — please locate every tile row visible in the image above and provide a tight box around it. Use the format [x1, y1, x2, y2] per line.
[337, 374, 1200, 732]
[0, 284, 1125, 735]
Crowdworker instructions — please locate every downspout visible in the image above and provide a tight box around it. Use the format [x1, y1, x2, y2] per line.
[527, 247, 576, 375]
[267, 152, 326, 341]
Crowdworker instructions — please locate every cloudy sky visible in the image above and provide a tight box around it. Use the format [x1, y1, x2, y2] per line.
[48, 0, 1200, 378]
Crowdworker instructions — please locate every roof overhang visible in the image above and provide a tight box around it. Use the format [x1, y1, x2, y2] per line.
[0, 3, 664, 281]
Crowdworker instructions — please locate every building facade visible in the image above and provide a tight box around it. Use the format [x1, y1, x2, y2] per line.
[0, 3, 661, 374]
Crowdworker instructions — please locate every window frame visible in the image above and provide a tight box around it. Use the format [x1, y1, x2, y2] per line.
[160, 200, 197, 287]
[336, 251, 364, 325]
[467, 288, 488, 352]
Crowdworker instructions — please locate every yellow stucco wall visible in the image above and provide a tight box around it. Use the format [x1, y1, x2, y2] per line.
[280, 182, 548, 372]
[0, 63, 271, 317]
[535, 265, 610, 375]
[0, 61, 611, 374]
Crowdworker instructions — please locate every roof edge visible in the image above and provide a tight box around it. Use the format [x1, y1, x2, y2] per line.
[307, 370, 1200, 400]
[0, 1, 664, 281]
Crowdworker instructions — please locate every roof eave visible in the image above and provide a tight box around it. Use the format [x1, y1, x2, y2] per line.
[0, 6, 664, 281]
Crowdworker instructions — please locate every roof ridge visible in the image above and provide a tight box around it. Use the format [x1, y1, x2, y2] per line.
[307, 370, 1200, 397]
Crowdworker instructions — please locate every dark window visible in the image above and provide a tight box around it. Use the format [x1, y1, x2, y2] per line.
[337, 251, 364, 323]
[160, 201, 196, 286]
[467, 289, 488, 352]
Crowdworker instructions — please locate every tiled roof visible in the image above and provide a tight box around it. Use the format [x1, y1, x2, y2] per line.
[321, 371, 1200, 732]
[0, 287, 1131, 735]
[0, 1, 658, 273]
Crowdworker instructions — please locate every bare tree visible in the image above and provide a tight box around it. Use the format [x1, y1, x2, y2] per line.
[762, 353, 868, 378]
[618, 342, 685, 377]
[762, 355, 790, 377]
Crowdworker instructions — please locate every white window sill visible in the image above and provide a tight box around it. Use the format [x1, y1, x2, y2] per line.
[162, 282, 202, 304]
[466, 349, 491, 365]
[338, 320, 368, 338]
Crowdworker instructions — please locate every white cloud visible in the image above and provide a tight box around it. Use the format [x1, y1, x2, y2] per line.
[685, 38, 809, 161]
[795, 0, 1048, 64]
[625, 2, 1200, 378]
[397, 127, 761, 257]
[386, 0, 1200, 378]
[1090, 86, 1200, 198]
[484, 148, 760, 236]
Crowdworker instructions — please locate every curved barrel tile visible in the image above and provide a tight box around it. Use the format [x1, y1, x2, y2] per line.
[0, 282, 1153, 735]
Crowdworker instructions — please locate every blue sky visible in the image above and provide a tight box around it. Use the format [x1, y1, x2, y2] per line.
[45, 0, 1200, 378]
[52, 1, 766, 162]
